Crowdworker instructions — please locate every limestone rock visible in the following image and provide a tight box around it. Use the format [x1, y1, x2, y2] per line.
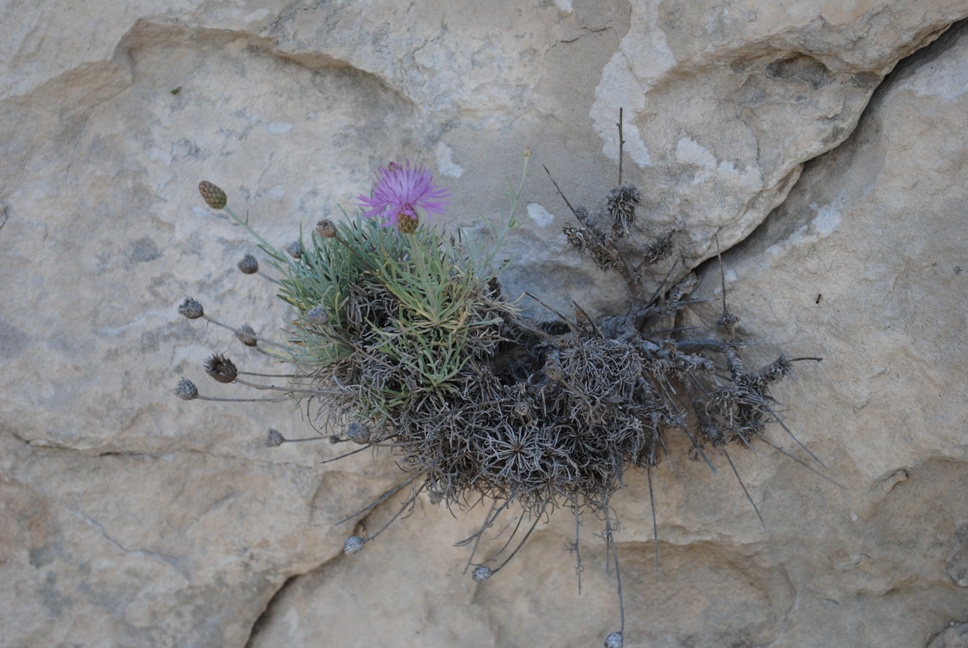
[2, 1, 968, 647]
[930, 624, 968, 648]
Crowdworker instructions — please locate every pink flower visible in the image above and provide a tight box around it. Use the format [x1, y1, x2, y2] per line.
[357, 161, 450, 233]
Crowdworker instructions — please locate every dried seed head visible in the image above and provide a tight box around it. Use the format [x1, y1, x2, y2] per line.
[715, 309, 739, 331]
[237, 254, 259, 274]
[346, 422, 371, 445]
[472, 565, 492, 582]
[204, 354, 238, 383]
[563, 225, 587, 252]
[236, 324, 258, 347]
[198, 181, 227, 210]
[285, 241, 303, 260]
[343, 535, 365, 555]
[604, 631, 623, 648]
[315, 219, 338, 238]
[307, 305, 329, 325]
[642, 233, 673, 265]
[178, 297, 204, 320]
[174, 378, 198, 400]
[607, 183, 641, 238]
[266, 428, 285, 447]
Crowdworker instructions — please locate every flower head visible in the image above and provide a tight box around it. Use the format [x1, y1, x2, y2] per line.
[357, 160, 450, 232]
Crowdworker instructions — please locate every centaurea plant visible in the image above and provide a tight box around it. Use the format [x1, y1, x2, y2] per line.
[176, 148, 824, 647]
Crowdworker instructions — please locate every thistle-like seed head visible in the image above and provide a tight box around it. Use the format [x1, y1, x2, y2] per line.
[346, 422, 371, 445]
[266, 429, 285, 447]
[236, 324, 258, 347]
[174, 379, 198, 400]
[607, 183, 641, 238]
[198, 181, 227, 210]
[204, 353, 238, 383]
[237, 254, 259, 274]
[604, 631, 623, 648]
[315, 219, 338, 238]
[343, 535, 365, 555]
[471, 565, 492, 582]
[178, 297, 204, 320]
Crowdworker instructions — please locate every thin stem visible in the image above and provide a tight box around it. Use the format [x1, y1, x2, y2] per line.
[723, 449, 765, 529]
[617, 107, 625, 186]
[647, 464, 659, 577]
[604, 505, 625, 634]
[335, 471, 425, 526]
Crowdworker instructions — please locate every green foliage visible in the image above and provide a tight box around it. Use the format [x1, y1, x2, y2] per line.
[275, 214, 515, 418]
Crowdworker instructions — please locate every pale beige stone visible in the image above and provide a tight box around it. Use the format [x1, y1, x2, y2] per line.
[2, 1, 968, 646]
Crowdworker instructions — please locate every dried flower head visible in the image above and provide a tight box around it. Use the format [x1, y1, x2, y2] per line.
[642, 234, 673, 265]
[357, 160, 450, 232]
[204, 354, 238, 383]
[236, 324, 258, 347]
[607, 183, 641, 238]
[178, 297, 204, 320]
[198, 181, 227, 210]
[345, 422, 371, 445]
[315, 219, 338, 238]
[266, 429, 285, 447]
[343, 535, 365, 555]
[604, 631, 624, 648]
[472, 565, 492, 582]
[174, 378, 198, 401]
[237, 254, 259, 274]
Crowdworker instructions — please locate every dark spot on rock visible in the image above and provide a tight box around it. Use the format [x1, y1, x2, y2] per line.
[766, 54, 832, 89]
[0, 318, 29, 359]
[129, 236, 161, 264]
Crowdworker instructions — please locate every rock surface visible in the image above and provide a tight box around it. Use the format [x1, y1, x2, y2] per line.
[2, 1, 968, 646]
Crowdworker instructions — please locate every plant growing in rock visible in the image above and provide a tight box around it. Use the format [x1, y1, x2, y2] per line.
[175, 148, 824, 647]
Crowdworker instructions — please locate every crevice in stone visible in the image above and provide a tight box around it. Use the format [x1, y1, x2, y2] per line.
[703, 16, 968, 266]
[243, 572, 300, 648]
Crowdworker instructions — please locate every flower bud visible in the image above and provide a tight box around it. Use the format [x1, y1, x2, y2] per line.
[285, 241, 303, 260]
[307, 305, 329, 325]
[198, 181, 227, 210]
[204, 354, 238, 383]
[604, 631, 623, 648]
[178, 297, 204, 320]
[343, 535, 365, 555]
[315, 219, 338, 238]
[237, 254, 259, 274]
[174, 379, 198, 400]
